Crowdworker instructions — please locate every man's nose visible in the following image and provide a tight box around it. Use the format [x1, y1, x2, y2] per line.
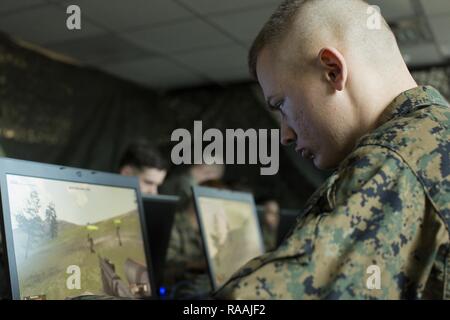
[280, 121, 296, 146]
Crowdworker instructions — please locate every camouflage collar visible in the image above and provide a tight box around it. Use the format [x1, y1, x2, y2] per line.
[378, 86, 449, 126]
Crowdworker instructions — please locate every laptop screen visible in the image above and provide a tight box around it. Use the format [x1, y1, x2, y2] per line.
[195, 191, 264, 290]
[5, 174, 151, 300]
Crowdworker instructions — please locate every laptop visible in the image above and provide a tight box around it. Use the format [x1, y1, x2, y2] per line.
[141, 194, 178, 294]
[192, 186, 265, 291]
[0, 158, 155, 300]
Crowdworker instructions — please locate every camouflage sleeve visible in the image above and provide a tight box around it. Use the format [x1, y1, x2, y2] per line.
[214, 145, 446, 299]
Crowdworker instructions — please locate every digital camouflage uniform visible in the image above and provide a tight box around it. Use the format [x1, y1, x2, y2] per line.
[215, 86, 450, 300]
[165, 211, 207, 283]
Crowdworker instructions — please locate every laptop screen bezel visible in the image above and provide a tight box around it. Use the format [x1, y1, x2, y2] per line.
[141, 194, 179, 293]
[0, 157, 156, 300]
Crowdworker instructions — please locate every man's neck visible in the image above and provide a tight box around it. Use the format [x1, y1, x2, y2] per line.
[373, 75, 418, 129]
[348, 72, 418, 152]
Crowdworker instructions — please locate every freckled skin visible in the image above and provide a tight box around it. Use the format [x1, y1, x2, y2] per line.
[257, 48, 360, 170]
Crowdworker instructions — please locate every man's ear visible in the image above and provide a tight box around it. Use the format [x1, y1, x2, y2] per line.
[318, 47, 347, 91]
[120, 165, 135, 176]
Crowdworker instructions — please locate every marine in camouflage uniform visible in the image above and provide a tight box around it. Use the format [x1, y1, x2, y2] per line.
[215, 86, 450, 299]
[165, 209, 208, 282]
[164, 206, 211, 298]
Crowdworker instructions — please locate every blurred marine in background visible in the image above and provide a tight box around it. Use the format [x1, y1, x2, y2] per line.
[119, 140, 168, 195]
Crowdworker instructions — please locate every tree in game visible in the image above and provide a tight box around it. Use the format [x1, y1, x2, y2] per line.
[45, 202, 58, 239]
[15, 190, 45, 259]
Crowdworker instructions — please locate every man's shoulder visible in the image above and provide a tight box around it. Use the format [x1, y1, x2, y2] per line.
[311, 105, 449, 208]
[346, 103, 450, 220]
[349, 103, 449, 196]
[358, 103, 449, 161]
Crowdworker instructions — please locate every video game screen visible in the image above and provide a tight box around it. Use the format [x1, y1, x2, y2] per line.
[5, 174, 151, 300]
[197, 196, 264, 289]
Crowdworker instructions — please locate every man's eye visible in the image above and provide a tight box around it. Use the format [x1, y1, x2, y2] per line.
[270, 100, 283, 111]
[275, 101, 284, 110]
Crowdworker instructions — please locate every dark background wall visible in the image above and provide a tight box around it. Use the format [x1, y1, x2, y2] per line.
[0, 34, 321, 209]
[0, 34, 449, 209]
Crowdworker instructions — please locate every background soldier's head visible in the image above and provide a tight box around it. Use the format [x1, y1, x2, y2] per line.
[119, 140, 168, 195]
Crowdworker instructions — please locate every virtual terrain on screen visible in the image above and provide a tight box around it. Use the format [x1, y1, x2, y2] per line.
[6, 175, 151, 300]
[198, 197, 263, 288]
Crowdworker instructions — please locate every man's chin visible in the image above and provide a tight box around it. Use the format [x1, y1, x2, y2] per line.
[313, 154, 338, 171]
[313, 157, 325, 170]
